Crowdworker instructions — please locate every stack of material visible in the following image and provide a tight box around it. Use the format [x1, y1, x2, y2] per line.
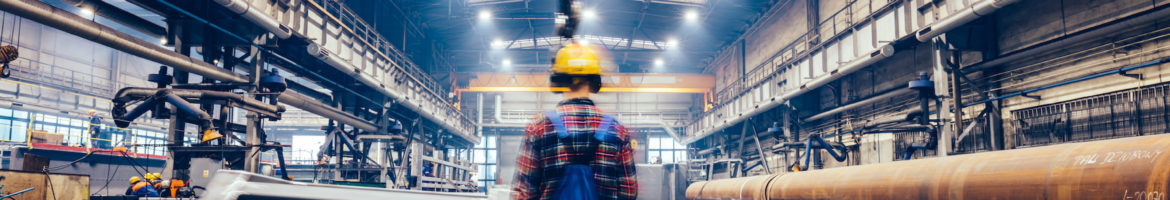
[0, 169, 89, 199]
[28, 130, 63, 145]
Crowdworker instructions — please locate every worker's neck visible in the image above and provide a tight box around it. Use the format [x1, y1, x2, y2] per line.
[563, 90, 591, 100]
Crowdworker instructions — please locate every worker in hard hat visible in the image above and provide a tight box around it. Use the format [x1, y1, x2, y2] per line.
[147, 173, 164, 192]
[512, 41, 637, 200]
[87, 109, 105, 149]
[125, 176, 160, 197]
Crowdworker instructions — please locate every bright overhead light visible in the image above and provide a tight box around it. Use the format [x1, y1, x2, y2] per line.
[478, 10, 492, 20]
[654, 58, 664, 67]
[491, 38, 506, 49]
[684, 10, 699, 21]
[666, 38, 679, 48]
[159, 37, 167, 44]
[582, 9, 597, 19]
[579, 39, 590, 46]
[502, 58, 512, 66]
[79, 7, 94, 18]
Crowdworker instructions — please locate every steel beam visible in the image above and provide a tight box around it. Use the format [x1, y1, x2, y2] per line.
[461, 73, 714, 93]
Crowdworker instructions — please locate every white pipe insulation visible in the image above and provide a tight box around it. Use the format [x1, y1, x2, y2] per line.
[213, 0, 293, 39]
[212, 0, 474, 142]
[915, 0, 1022, 42]
[682, 45, 895, 144]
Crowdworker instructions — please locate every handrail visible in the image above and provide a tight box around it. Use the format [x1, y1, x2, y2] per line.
[303, 0, 475, 132]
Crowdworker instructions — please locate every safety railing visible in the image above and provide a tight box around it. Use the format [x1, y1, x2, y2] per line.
[686, 0, 909, 141]
[6, 110, 168, 157]
[1, 49, 114, 98]
[314, 0, 446, 95]
[298, 0, 476, 138]
[1012, 83, 1170, 148]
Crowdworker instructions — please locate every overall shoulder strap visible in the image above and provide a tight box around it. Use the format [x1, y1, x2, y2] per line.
[594, 115, 615, 141]
[545, 110, 570, 138]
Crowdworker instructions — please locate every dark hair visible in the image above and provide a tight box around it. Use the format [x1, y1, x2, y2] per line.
[549, 74, 602, 93]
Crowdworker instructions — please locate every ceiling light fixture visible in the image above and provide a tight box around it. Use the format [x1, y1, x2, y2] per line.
[478, 10, 492, 20]
[491, 38, 506, 49]
[684, 10, 699, 22]
[654, 58, 664, 67]
[582, 9, 597, 19]
[666, 38, 679, 48]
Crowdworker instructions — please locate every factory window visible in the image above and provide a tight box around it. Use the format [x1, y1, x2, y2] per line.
[647, 136, 687, 164]
[472, 135, 498, 190]
[291, 135, 325, 164]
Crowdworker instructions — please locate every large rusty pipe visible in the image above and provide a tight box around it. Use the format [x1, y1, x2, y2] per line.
[688, 134, 1170, 200]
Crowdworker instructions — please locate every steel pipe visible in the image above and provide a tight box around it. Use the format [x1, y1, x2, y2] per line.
[60, 0, 166, 38]
[803, 87, 914, 122]
[494, 95, 528, 124]
[915, 0, 1022, 42]
[0, 0, 377, 132]
[684, 45, 894, 144]
[0, 0, 247, 83]
[113, 87, 284, 117]
[963, 5, 1170, 73]
[963, 57, 1170, 107]
[687, 134, 1170, 200]
[277, 91, 378, 132]
[213, 0, 292, 39]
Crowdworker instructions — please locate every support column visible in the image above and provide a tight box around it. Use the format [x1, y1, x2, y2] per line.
[163, 22, 192, 180]
[244, 113, 262, 173]
[932, 39, 953, 157]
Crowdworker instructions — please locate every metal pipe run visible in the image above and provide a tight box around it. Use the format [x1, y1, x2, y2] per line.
[803, 87, 914, 122]
[494, 95, 528, 124]
[214, 0, 472, 141]
[915, 0, 1022, 42]
[963, 57, 1170, 107]
[0, 0, 378, 133]
[60, 0, 166, 38]
[797, 135, 848, 171]
[684, 45, 894, 145]
[687, 133, 1170, 200]
[213, 0, 293, 39]
[113, 87, 284, 117]
[277, 92, 378, 132]
[963, 5, 1170, 73]
[0, 0, 247, 83]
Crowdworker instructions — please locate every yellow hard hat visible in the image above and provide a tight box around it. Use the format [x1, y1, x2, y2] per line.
[144, 173, 158, 180]
[130, 176, 141, 183]
[88, 109, 96, 114]
[552, 42, 610, 75]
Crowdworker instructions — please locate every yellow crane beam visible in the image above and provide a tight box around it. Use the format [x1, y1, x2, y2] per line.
[459, 73, 714, 93]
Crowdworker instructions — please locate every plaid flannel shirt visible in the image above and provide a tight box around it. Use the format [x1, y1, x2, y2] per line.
[512, 98, 637, 200]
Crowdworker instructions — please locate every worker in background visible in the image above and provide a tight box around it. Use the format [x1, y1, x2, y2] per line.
[88, 109, 104, 149]
[423, 162, 434, 177]
[156, 180, 171, 197]
[125, 176, 160, 197]
[512, 41, 637, 200]
[148, 173, 164, 192]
